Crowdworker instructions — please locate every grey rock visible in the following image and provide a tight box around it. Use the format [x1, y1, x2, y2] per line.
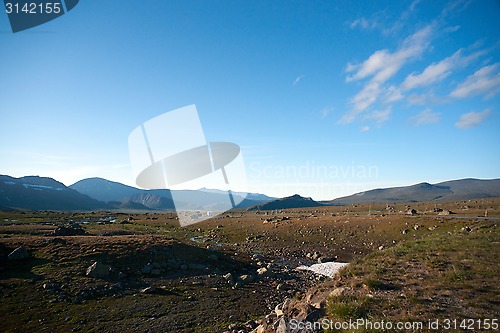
[8, 246, 30, 260]
[256, 267, 274, 277]
[52, 226, 85, 236]
[232, 281, 243, 289]
[140, 286, 156, 294]
[86, 262, 111, 278]
[239, 274, 254, 283]
[318, 257, 334, 264]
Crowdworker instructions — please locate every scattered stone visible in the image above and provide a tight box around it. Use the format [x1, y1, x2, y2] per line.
[86, 262, 111, 279]
[275, 302, 285, 316]
[8, 246, 30, 261]
[252, 253, 263, 261]
[406, 209, 417, 215]
[329, 287, 347, 298]
[378, 245, 384, 250]
[52, 226, 85, 236]
[276, 283, 289, 291]
[318, 257, 334, 264]
[140, 286, 156, 294]
[239, 274, 254, 283]
[244, 319, 258, 330]
[256, 267, 274, 278]
[232, 281, 243, 289]
[223, 273, 234, 282]
[402, 229, 409, 235]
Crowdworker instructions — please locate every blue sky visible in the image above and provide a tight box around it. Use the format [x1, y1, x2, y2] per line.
[1, 0, 499, 200]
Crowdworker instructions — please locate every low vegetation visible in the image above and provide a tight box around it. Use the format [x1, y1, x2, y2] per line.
[0, 198, 498, 332]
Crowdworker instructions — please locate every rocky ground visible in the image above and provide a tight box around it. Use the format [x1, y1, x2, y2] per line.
[0, 198, 498, 332]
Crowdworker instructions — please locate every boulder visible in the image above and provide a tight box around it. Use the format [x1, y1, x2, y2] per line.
[86, 262, 111, 278]
[140, 286, 156, 294]
[256, 267, 274, 277]
[406, 209, 417, 215]
[239, 274, 254, 283]
[52, 226, 85, 236]
[8, 246, 30, 260]
[318, 257, 334, 264]
[329, 287, 347, 298]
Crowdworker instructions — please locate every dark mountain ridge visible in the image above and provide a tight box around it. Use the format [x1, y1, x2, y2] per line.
[0, 175, 110, 211]
[70, 178, 274, 210]
[248, 194, 324, 211]
[325, 178, 500, 205]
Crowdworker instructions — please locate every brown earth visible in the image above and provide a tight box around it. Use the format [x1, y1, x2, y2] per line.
[0, 198, 499, 332]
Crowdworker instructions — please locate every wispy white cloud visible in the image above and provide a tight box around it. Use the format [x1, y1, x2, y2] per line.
[293, 75, 304, 86]
[441, 0, 472, 18]
[364, 108, 392, 126]
[444, 25, 460, 33]
[360, 126, 370, 132]
[348, 0, 421, 35]
[339, 82, 381, 124]
[410, 108, 440, 126]
[383, 85, 404, 104]
[455, 109, 492, 129]
[349, 17, 372, 30]
[347, 25, 433, 84]
[450, 63, 500, 99]
[341, 25, 433, 123]
[402, 48, 486, 90]
[407, 92, 446, 105]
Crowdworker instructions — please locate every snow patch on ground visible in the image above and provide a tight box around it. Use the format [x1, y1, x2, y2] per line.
[296, 262, 349, 278]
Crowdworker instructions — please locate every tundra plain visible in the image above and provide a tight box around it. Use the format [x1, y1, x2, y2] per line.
[1, 198, 498, 332]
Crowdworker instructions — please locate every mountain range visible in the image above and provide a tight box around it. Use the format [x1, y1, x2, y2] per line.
[0, 175, 499, 211]
[69, 177, 275, 211]
[0, 175, 109, 211]
[324, 178, 500, 205]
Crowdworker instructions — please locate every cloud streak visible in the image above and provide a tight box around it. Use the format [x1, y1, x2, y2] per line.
[293, 75, 304, 86]
[450, 63, 500, 99]
[402, 48, 486, 90]
[410, 108, 440, 126]
[455, 109, 492, 129]
[340, 25, 433, 124]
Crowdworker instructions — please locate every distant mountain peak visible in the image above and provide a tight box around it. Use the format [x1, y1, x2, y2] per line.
[248, 193, 323, 211]
[286, 194, 313, 201]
